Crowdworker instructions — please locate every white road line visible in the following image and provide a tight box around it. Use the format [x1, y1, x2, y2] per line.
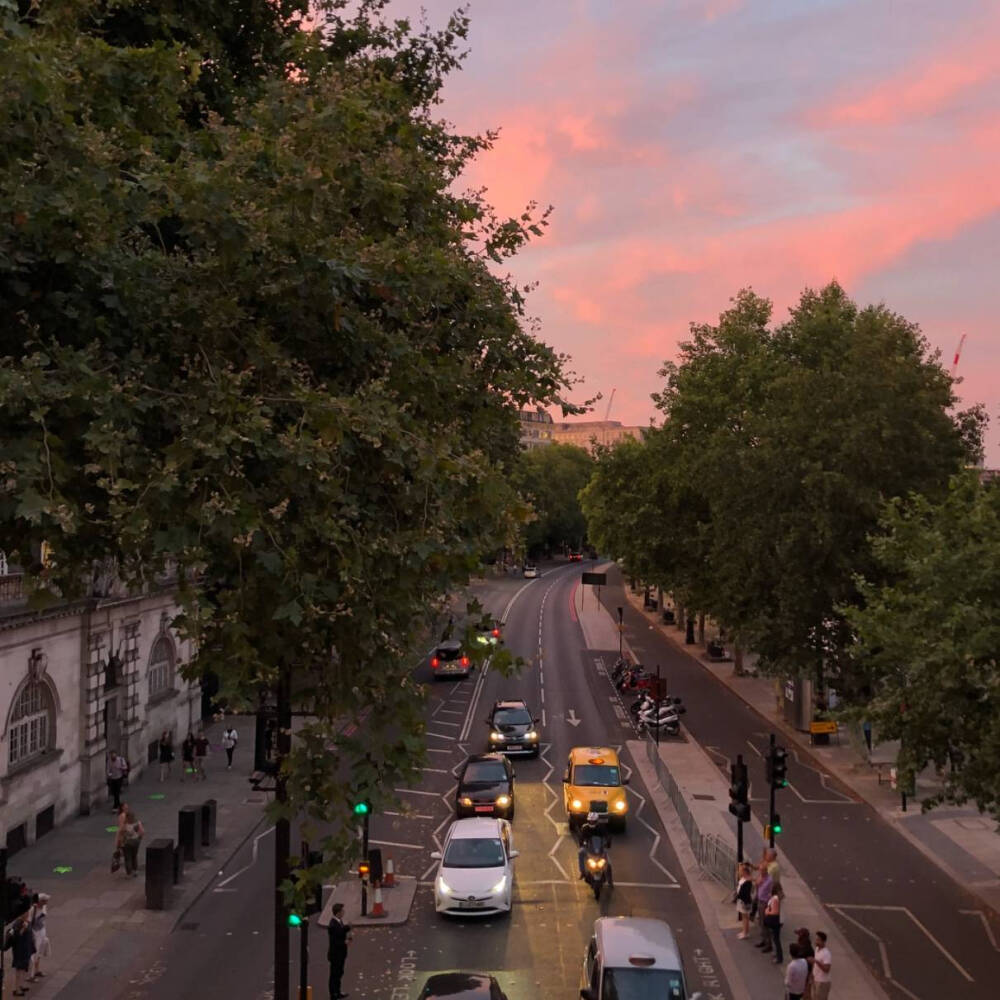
[383, 811, 435, 820]
[368, 839, 424, 850]
[542, 708, 547, 727]
[436, 709, 465, 716]
[425, 732, 456, 741]
[426, 747, 451, 755]
[216, 824, 275, 888]
[458, 658, 491, 742]
[420, 767, 450, 774]
[960, 910, 1000, 952]
[430, 720, 460, 727]
[394, 788, 441, 797]
[547, 833, 570, 880]
[614, 881, 681, 889]
[829, 903, 974, 982]
[828, 906, 921, 1000]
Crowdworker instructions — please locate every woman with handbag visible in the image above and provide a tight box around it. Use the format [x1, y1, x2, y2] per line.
[764, 880, 784, 963]
[116, 807, 145, 878]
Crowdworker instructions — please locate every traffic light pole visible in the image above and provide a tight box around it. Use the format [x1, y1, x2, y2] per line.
[360, 810, 370, 917]
[735, 754, 744, 863]
[617, 607, 624, 659]
[1, 846, 7, 998]
[768, 733, 777, 849]
[299, 840, 310, 1000]
[274, 668, 292, 1000]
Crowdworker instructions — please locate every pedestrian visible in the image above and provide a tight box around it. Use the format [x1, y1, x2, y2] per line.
[327, 901, 353, 999]
[785, 943, 809, 1000]
[753, 862, 774, 950]
[28, 892, 50, 981]
[181, 732, 195, 781]
[794, 927, 815, 998]
[222, 724, 239, 770]
[158, 730, 175, 781]
[116, 806, 145, 878]
[735, 862, 754, 939]
[106, 750, 129, 810]
[763, 880, 784, 963]
[810, 931, 833, 999]
[194, 729, 209, 780]
[5, 912, 36, 996]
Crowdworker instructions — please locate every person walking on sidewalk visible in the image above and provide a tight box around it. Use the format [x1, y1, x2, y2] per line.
[5, 912, 36, 996]
[106, 750, 128, 810]
[222, 724, 239, 770]
[194, 729, 209, 780]
[181, 732, 195, 781]
[763, 880, 784, 963]
[327, 901, 353, 998]
[754, 864, 773, 950]
[735, 863, 754, 939]
[116, 806, 145, 878]
[158, 730, 175, 781]
[810, 931, 833, 999]
[784, 943, 809, 1000]
[27, 892, 51, 982]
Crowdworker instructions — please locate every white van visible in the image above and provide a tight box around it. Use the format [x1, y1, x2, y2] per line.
[580, 917, 703, 1000]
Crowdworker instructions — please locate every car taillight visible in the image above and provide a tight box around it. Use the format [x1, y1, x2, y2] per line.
[460, 656, 470, 666]
[492, 628, 500, 637]
[431, 657, 439, 669]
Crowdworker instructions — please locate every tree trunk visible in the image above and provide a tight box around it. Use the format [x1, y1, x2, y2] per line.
[734, 645, 745, 677]
[697, 611, 706, 644]
[676, 603, 685, 629]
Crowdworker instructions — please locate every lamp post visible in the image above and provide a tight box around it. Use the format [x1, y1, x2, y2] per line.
[617, 607, 624, 659]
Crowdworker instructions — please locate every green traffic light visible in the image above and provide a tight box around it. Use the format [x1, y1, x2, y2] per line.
[353, 801, 370, 816]
[287, 912, 303, 927]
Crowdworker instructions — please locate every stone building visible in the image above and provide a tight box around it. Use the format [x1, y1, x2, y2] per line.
[550, 419, 644, 454]
[0, 561, 199, 855]
[518, 406, 554, 449]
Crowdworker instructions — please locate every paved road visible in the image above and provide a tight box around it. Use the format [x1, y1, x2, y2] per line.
[111, 561, 734, 999]
[605, 569, 1000, 1000]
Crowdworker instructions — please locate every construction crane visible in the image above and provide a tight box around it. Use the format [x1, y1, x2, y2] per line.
[951, 334, 966, 378]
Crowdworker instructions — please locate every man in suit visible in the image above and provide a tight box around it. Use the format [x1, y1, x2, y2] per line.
[327, 902, 352, 999]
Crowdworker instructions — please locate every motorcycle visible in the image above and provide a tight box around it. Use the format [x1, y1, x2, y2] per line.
[637, 698, 686, 736]
[582, 833, 613, 900]
[629, 692, 655, 718]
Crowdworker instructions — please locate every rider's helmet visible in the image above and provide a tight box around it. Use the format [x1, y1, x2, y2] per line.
[586, 812, 599, 823]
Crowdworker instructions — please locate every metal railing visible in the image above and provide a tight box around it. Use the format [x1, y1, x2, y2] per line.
[645, 740, 738, 889]
[0, 572, 24, 603]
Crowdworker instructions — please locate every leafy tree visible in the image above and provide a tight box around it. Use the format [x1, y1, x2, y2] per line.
[0, 0, 569, 895]
[512, 443, 594, 555]
[845, 474, 1000, 818]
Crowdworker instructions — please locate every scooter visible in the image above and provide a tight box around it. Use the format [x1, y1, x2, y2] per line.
[629, 692, 655, 718]
[582, 833, 613, 900]
[637, 699, 686, 735]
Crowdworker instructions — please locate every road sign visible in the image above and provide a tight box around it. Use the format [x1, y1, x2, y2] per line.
[581, 572, 607, 586]
[809, 720, 838, 735]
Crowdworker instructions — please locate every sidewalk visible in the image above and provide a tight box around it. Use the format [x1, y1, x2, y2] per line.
[1, 717, 269, 1000]
[620, 581, 1000, 920]
[574, 578, 890, 1000]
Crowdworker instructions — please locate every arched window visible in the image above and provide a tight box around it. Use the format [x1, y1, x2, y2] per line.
[8, 680, 54, 767]
[148, 636, 175, 698]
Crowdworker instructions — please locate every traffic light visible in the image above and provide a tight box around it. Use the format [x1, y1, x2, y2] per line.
[772, 813, 783, 835]
[353, 800, 370, 817]
[728, 759, 751, 822]
[358, 860, 371, 881]
[287, 911, 303, 927]
[766, 745, 789, 788]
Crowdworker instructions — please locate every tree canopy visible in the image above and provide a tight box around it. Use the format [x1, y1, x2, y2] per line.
[845, 474, 1000, 818]
[0, 0, 570, 883]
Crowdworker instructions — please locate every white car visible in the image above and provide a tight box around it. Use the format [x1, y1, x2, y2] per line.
[523, 565, 538, 578]
[431, 817, 518, 917]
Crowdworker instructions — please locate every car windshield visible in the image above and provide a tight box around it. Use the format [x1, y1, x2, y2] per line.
[494, 708, 532, 726]
[602, 968, 685, 999]
[573, 764, 621, 786]
[463, 762, 508, 783]
[443, 837, 506, 868]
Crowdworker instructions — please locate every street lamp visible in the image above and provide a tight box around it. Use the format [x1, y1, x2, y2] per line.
[617, 607, 624, 659]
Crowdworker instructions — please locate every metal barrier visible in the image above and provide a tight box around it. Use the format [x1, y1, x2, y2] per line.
[644, 740, 737, 889]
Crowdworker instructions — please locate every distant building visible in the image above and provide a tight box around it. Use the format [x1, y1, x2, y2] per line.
[519, 407, 554, 449]
[550, 420, 644, 454]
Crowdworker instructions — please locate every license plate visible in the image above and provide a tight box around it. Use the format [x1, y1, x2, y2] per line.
[458, 900, 483, 909]
[474, 805, 493, 813]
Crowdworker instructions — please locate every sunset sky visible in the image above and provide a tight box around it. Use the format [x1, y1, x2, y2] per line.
[395, 0, 1000, 462]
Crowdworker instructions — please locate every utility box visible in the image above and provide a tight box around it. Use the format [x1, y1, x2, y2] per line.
[145, 839, 175, 910]
[178, 806, 203, 862]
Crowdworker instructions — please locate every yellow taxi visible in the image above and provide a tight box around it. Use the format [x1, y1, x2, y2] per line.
[562, 746, 629, 833]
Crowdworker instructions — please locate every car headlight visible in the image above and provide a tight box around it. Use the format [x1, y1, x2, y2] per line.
[490, 876, 507, 894]
[490, 731, 504, 741]
[571, 798, 583, 810]
[437, 877, 452, 896]
[525, 730, 538, 740]
[614, 799, 627, 812]
[586, 857, 606, 870]
[496, 794, 511, 807]
[460, 796, 473, 806]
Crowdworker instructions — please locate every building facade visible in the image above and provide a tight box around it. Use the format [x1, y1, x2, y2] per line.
[519, 407, 554, 449]
[550, 420, 644, 454]
[1, 564, 199, 855]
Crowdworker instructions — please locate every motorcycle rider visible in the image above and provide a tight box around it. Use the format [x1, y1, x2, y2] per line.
[577, 812, 613, 886]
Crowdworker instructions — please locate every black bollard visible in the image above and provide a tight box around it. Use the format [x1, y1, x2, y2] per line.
[685, 618, 695, 644]
[145, 839, 175, 910]
[201, 799, 217, 847]
[178, 805, 203, 862]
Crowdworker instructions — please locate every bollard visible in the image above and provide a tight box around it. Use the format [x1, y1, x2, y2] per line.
[173, 842, 185, 884]
[178, 805, 203, 862]
[201, 799, 217, 847]
[369, 881, 387, 918]
[145, 839, 175, 910]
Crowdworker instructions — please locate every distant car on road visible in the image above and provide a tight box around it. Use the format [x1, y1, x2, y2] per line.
[456, 753, 515, 819]
[474, 616, 503, 647]
[418, 972, 509, 999]
[431, 817, 519, 917]
[486, 699, 540, 757]
[522, 564, 538, 578]
[568, 552, 583, 561]
[431, 639, 472, 680]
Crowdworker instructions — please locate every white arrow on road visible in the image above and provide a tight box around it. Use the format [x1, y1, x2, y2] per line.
[567, 709, 582, 727]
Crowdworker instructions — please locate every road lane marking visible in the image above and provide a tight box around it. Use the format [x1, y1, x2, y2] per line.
[425, 732, 456, 741]
[426, 747, 451, 754]
[420, 767, 450, 773]
[383, 811, 435, 820]
[394, 788, 440, 797]
[827, 905, 921, 1000]
[829, 903, 974, 982]
[959, 910, 1000, 952]
[369, 839, 424, 850]
[458, 656, 491, 742]
[436, 709, 465, 716]
[215, 823, 274, 888]
[430, 720, 460, 727]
